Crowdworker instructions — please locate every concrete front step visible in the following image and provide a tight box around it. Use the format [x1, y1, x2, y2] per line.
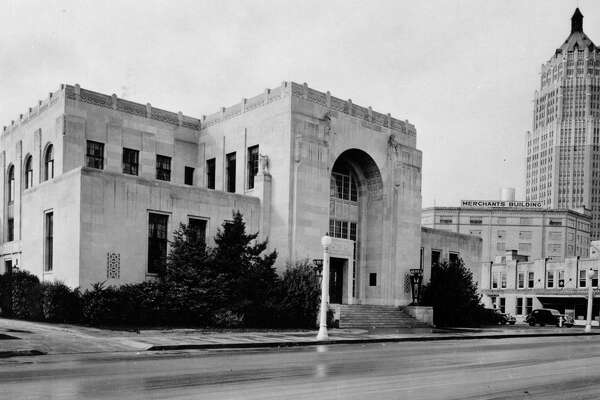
[338, 305, 431, 328]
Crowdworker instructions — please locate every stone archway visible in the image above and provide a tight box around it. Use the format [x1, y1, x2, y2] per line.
[329, 149, 383, 304]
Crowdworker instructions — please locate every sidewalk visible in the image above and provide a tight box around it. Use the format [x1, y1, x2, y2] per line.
[1, 317, 600, 358]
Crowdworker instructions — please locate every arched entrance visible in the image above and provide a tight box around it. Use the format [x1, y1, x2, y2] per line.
[329, 149, 383, 304]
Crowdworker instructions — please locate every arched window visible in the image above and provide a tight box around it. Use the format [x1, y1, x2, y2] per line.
[24, 155, 33, 189]
[44, 144, 54, 181]
[7, 165, 14, 204]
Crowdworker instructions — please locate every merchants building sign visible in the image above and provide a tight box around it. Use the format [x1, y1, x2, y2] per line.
[461, 200, 545, 209]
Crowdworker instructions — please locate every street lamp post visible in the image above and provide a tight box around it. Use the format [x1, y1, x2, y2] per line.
[317, 233, 332, 341]
[585, 268, 594, 333]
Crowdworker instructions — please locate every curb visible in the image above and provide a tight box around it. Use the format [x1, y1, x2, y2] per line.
[147, 331, 600, 351]
[0, 350, 46, 358]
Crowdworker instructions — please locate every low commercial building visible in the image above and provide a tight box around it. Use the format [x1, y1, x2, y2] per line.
[422, 201, 591, 263]
[420, 227, 482, 283]
[481, 250, 600, 323]
[0, 82, 423, 307]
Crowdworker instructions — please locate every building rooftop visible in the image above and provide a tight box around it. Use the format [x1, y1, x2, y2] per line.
[555, 8, 598, 54]
[422, 206, 590, 218]
[3, 81, 417, 139]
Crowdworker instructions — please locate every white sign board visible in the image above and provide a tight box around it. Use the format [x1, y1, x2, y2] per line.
[460, 200, 545, 209]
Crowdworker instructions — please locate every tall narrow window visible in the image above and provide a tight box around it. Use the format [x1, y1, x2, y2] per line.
[7, 218, 14, 242]
[580, 269, 587, 288]
[449, 252, 459, 264]
[516, 297, 523, 315]
[86, 141, 104, 169]
[188, 218, 207, 246]
[518, 272, 525, 289]
[547, 271, 555, 288]
[122, 148, 139, 175]
[44, 212, 53, 272]
[206, 158, 216, 189]
[558, 270, 565, 287]
[247, 145, 259, 189]
[156, 155, 171, 181]
[24, 156, 33, 189]
[226, 152, 236, 193]
[148, 213, 168, 274]
[528, 272, 535, 288]
[525, 298, 533, 314]
[184, 166, 194, 186]
[431, 250, 440, 267]
[7, 165, 14, 204]
[44, 144, 54, 181]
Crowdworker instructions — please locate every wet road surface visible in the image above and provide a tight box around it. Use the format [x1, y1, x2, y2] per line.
[2, 335, 600, 399]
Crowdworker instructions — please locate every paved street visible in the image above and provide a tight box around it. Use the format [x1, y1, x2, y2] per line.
[2, 336, 600, 399]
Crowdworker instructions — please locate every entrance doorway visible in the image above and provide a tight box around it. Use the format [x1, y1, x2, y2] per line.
[330, 258, 345, 304]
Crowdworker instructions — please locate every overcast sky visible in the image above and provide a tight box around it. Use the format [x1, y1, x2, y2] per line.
[1, 0, 596, 206]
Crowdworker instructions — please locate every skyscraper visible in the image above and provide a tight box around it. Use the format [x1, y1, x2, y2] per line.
[526, 8, 600, 238]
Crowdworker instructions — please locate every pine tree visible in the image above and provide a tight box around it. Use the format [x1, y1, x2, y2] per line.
[212, 211, 279, 327]
[421, 258, 485, 327]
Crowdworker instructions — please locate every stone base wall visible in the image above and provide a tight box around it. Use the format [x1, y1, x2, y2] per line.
[404, 305, 434, 326]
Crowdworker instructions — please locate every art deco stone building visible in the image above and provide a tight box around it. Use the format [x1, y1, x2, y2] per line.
[0, 82, 422, 306]
[525, 8, 600, 239]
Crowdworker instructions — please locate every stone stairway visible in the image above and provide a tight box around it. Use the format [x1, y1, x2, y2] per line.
[338, 304, 431, 329]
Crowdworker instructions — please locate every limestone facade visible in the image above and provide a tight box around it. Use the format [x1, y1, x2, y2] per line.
[0, 81, 422, 306]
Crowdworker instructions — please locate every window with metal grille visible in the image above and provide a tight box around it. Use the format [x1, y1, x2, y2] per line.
[86, 141, 104, 169]
[247, 145, 259, 189]
[156, 155, 171, 181]
[148, 213, 168, 274]
[226, 152, 236, 193]
[123, 148, 139, 175]
[44, 212, 53, 272]
[184, 166, 194, 185]
[331, 171, 358, 202]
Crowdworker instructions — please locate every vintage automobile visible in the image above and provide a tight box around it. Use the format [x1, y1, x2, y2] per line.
[525, 308, 574, 327]
[493, 309, 516, 325]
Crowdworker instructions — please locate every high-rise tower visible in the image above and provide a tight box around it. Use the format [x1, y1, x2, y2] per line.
[526, 8, 600, 238]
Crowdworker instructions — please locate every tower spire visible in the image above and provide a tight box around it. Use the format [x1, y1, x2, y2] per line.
[572, 8, 583, 34]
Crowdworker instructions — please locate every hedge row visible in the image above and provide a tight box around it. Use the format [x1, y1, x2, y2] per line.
[0, 262, 321, 329]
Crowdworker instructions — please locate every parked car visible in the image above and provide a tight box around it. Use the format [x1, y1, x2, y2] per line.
[493, 309, 516, 325]
[525, 308, 574, 327]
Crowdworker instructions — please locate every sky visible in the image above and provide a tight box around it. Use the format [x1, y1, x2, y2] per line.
[1, 0, 597, 207]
